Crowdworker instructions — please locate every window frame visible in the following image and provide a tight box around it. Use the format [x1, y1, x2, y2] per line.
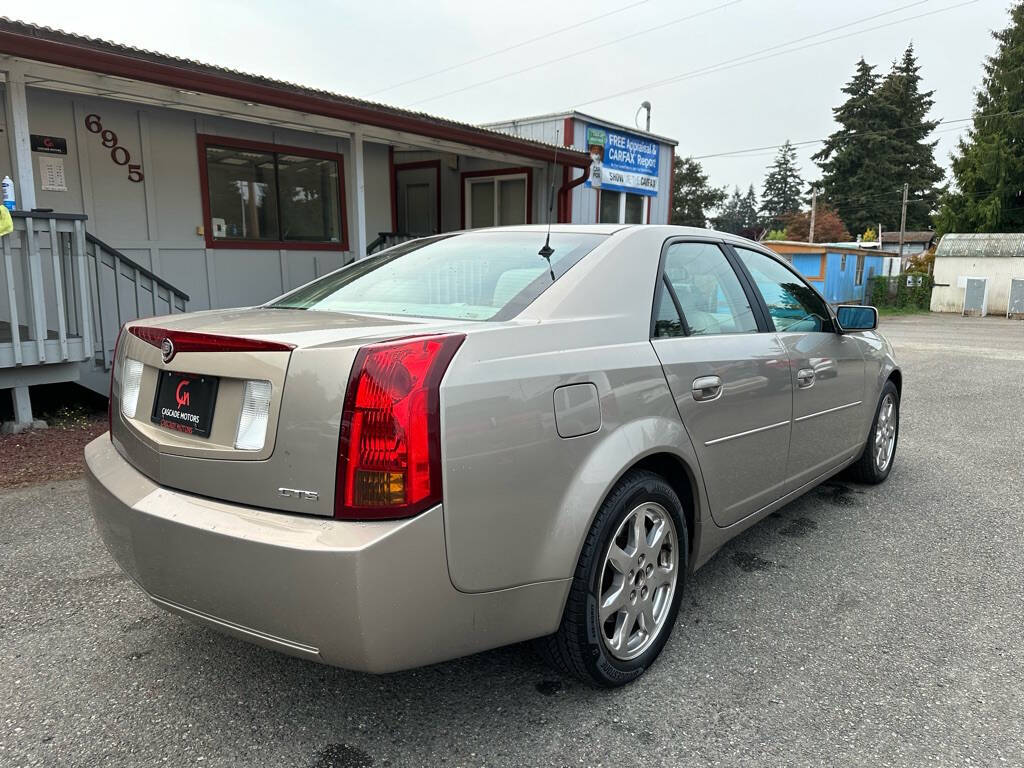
[197, 133, 349, 251]
[460, 167, 534, 229]
[649, 237, 772, 339]
[597, 189, 649, 224]
[724, 242, 839, 334]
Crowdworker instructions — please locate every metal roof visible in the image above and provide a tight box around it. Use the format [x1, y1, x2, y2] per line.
[936, 233, 1024, 259]
[0, 17, 590, 166]
[880, 230, 935, 244]
[482, 109, 679, 147]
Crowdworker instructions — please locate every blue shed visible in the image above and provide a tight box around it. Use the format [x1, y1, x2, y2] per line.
[764, 241, 885, 304]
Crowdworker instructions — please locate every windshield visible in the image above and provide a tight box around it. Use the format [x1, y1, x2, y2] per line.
[269, 231, 606, 320]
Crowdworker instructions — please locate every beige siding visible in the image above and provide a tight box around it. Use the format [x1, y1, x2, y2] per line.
[931, 256, 1024, 314]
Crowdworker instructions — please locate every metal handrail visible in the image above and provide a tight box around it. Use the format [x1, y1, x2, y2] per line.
[86, 232, 190, 303]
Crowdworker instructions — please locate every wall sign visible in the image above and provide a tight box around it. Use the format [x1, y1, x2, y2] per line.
[30, 134, 68, 155]
[83, 114, 144, 183]
[39, 156, 68, 192]
[584, 124, 659, 196]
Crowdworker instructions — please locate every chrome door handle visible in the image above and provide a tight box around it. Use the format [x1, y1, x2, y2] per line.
[691, 375, 723, 402]
[796, 368, 815, 388]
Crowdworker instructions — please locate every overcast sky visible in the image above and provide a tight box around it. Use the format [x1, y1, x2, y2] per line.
[10, 0, 1011, 204]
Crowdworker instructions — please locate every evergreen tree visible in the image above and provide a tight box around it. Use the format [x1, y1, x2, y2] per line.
[815, 50, 944, 235]
[670, 156, 727, 228]
[760, 140, 804, 229]
[712, 187, 744, 234]
[813, 58, 895, 235]
[739, 185, 761, 231]
[875, 44, 944, 229]
[937, 2, 1024, 233]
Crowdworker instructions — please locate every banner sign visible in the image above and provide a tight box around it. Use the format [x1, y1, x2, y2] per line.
[584, 124, 659, 196]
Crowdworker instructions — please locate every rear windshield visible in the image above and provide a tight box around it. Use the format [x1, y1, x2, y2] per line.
[269, 231, 606, 321]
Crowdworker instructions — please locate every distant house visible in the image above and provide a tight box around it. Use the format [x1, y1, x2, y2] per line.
[763, 241, 886, 305]
[879, 230, 935, 257]
[931, 233, 1024, 315]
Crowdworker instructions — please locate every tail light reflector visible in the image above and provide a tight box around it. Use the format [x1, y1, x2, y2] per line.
[235, 379, 273, 451]
[120, 359, 145, 419]
[335, 334, 465, 520]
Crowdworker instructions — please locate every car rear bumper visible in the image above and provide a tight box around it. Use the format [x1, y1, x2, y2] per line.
[84, 435, 569, 673]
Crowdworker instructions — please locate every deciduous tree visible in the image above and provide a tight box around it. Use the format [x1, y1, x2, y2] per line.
[670, 156, 727, 228]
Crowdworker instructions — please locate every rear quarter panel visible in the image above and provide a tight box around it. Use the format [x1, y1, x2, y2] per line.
[441, 228, 708, 593]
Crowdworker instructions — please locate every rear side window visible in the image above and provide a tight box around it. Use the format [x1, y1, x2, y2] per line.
[270, 231, 606, 321]
[653, 242, 758, 337]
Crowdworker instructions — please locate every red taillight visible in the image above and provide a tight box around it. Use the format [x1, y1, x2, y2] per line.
[335, 334, 465, 520]
[108, 324, 125, 441]
[128, 326, 295, 357]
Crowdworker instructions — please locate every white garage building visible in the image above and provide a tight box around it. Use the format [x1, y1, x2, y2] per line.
[931, 233, 1024, 316]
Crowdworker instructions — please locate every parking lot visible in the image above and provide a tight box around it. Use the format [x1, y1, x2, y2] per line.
[2, 312, 1022, 768]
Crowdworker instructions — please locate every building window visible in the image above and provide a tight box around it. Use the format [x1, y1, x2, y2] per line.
[598, 190, 648, 224]
[855, 254, 866, 285]
[462, 168, 532, 228]
[840, 253, 847, 271]
[199, 135, 346, 250]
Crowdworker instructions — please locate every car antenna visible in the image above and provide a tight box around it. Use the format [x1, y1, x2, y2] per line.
[538, 131, 558, 280]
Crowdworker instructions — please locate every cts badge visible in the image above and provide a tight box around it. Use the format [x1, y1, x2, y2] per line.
[278, 487, 319, 501]
[161, 337, 175, 363]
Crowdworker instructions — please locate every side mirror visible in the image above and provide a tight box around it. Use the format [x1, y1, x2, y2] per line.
[836, 305, 878, 332]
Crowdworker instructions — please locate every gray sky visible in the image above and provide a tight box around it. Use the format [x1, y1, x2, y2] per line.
[10, 0, 1010, 206]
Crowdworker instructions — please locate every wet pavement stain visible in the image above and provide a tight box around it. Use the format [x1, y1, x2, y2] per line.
[731, 551, 776, 572]
[312, 744, 374, 768]
[535, 679, 564, 696]
[816, 482, 863, 507]
[779, 517, 819, 538]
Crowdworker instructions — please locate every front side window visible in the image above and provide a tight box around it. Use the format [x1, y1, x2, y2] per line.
[271, 231, 604, 321]
[464, 173, 529, 228]
[734, 246, 832, 333]
[202, 138, 344, 248]
[653, 242, 758, 337]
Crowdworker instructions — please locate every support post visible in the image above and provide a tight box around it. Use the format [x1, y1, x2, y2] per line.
[808, 187, 818, 244]
[3, 65, 37, 211]
[898, 182, 909, 269]
[352, 131, 368, 261]
[11, 385, 32, 423]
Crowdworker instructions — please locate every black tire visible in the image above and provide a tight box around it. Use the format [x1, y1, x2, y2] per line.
[847, 379, 900, 484]
[537, 469, 688, 687]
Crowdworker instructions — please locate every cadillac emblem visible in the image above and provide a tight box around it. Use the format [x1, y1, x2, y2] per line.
[161, 337, 175, 363]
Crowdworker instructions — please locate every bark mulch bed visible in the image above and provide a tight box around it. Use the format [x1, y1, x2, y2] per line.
[0, 412, 107, 489]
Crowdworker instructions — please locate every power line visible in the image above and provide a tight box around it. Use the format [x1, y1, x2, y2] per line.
[362, 0, 654, 98]
[404, 0, 743, 107]
[570, 0, 977, 110]
[691, 108, 1024, 161]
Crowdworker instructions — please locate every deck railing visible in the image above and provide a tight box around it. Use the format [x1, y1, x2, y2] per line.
[85, 232, 189, 371]
[0, 212, 92, 368]
[1, 212, 190, 385]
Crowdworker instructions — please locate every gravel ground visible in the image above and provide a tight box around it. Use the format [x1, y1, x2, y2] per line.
[1, 313, 1022, 767]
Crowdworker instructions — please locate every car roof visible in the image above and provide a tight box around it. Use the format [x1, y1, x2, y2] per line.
[474, 224, 765, 249]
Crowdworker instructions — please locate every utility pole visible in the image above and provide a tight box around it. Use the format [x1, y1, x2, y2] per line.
[808, 187, 818, 244]
[897, 183, 909, 270]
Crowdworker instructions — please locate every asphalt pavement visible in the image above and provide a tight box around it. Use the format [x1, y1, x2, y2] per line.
[2, 312, 1023, 767]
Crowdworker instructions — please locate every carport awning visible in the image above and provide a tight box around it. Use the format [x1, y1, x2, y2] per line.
[0, 18, 591, 168]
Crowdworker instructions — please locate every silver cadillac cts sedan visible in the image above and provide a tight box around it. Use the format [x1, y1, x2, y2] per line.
[86, 225, 901, 687]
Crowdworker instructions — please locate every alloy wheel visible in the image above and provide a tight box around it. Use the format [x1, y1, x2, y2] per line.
[874, 393, 897, 472]
[597, 502, 678, 661]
